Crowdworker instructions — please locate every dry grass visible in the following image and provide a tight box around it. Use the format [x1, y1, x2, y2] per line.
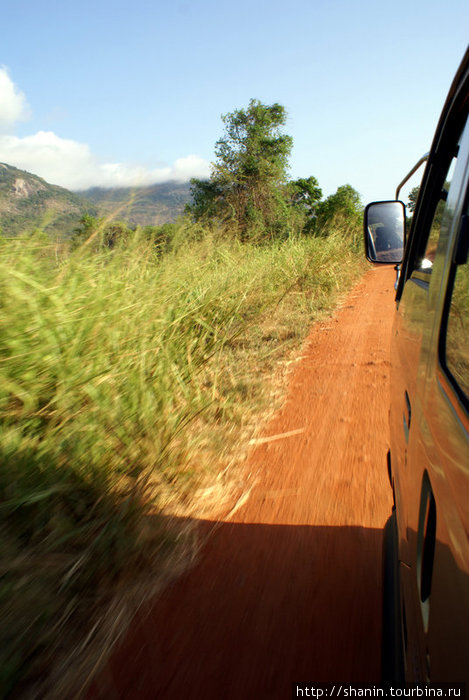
[0, 222, 367, 695]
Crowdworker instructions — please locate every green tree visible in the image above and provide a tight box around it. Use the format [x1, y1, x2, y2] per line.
[408, 186, 420, 213]
[315, 184, 363, 235]
[187, 99, 293, 240]
[287, 176, 323, 233]
[288, 176, 322, 214]
[186, 179, 223, 222]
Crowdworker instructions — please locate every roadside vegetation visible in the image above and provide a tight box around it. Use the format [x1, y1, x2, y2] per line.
[0, 99, 367, 696]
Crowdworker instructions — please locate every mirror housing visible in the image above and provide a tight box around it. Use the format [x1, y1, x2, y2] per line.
[364, 200, 406, 264]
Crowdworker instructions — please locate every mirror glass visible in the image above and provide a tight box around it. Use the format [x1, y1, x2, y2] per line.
[364, 201, 405, 263]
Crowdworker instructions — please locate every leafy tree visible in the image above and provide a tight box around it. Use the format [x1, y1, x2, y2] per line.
[187, 99, 293, 240]
[315, 184, 363, 235]
[287, 176, 323, 233]
[288, 177, 322, 214]
[408, 186, 420, 213]
[186, 179, 223, 222]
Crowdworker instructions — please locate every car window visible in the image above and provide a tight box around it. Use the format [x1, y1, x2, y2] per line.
[417, 155, 459, 272]
[446, 260, 469, 400]
[444, 187, 469, 401]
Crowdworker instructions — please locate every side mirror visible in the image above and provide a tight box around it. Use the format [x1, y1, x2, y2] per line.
[364, 200, 406, 264]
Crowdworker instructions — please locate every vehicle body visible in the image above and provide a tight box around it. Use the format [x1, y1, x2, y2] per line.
[364, 47, 469, 683]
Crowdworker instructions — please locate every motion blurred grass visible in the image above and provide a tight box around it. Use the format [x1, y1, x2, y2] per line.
[0, 221, 367, 694]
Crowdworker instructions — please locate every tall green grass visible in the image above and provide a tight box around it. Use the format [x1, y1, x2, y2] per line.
[0, 222, 366, 693]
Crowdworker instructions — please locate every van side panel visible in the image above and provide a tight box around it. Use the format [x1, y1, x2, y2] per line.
[391, 114, 469, 682]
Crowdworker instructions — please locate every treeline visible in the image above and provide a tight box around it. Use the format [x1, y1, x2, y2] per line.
[71, 99, 363, 252]
[187, 99, 362, 242]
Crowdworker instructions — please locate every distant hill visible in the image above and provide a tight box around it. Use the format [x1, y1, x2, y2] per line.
[78, 182, 193, 226]
[0, 164, 194, 238]
[0, 163, 96, 238]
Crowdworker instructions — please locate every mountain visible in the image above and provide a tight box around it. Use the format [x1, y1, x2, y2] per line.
[78, 181, 192, 226]
[0, 163, 194, 238]
[0, 163, 96, 238]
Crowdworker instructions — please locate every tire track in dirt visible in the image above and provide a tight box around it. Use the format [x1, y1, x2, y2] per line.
[89, 265, 396, 699]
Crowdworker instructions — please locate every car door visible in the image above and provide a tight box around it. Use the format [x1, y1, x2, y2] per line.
[390, 109, 466, 572]
[413, 130, 469, 683]
[393, 104, 469, 682]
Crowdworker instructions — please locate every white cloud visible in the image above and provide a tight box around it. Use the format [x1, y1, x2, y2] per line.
[0, 130, 211, 189]
[0, 67, 30, 129]
[0, 67, 210, 190]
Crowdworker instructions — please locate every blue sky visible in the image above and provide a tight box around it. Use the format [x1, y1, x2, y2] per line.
[1, 0, 468, 205]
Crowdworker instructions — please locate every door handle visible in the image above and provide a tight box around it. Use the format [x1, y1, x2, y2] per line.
[403, 391, 411, 442]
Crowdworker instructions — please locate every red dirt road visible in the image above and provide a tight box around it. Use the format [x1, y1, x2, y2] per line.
[90, 266, 396, 699]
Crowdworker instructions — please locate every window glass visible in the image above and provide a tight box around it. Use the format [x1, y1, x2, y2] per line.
[445, 230, 469, 400]
[418, 157, 458, 271]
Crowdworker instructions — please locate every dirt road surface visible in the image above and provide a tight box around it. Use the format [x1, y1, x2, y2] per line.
[89, 265, 396, 699]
